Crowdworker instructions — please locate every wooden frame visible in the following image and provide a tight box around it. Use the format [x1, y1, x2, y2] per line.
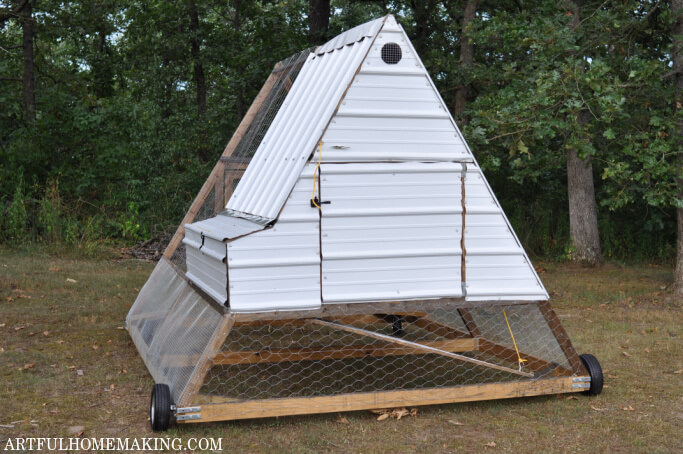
[172, 301, 586, 421]
[178, 376, 587, 423]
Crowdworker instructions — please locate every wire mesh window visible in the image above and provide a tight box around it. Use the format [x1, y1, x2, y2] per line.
[220, 48, 312, 203]
[381, 42, 402, 64]
[169, 48, 311, 270]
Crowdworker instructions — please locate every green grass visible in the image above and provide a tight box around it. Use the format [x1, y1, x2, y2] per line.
[0, 248, 680, 453]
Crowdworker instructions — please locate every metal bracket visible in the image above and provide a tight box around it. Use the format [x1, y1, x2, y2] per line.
[572, 376, 591, 389]
[175, 406, 201, 414]
[176, 413, 201, 421]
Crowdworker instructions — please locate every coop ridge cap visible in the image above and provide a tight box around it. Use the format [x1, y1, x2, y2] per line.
[315, 15, 389, 55]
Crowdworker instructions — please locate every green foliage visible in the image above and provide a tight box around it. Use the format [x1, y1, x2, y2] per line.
[0, 0, 678, 262]
[6, 177, 29, 244]
[37, 180, 63, 244]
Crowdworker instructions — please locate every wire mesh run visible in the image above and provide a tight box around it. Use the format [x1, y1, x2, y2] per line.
[220, 48, 312, 204]
[126, 259, 224, 403]
[198, 302, 575, 403]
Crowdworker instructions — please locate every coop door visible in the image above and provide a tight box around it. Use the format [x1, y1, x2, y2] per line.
[318, 162, 464, 303]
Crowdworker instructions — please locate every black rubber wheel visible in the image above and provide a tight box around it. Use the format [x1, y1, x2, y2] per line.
[150, 384, 172, 431]
[579, 353, 604, 396]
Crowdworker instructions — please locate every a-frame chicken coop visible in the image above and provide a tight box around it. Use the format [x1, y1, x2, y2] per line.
[127, 15, 603, 431]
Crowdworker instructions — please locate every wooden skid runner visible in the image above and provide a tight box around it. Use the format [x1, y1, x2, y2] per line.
[177, 377, 587, 423]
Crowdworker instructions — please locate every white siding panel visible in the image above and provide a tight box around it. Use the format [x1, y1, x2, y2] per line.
[464, 168, 548, 301]
[320, 162, 463, 303]
[227, 167, 321, 312]
[323, 256, 462, 302]
[317, 22, 471, 163]
[184, 242, 227, 303]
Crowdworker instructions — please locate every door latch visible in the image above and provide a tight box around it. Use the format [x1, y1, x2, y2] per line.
[310, 197, 331, 208]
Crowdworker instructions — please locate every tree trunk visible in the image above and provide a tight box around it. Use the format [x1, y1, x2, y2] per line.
[21, 0, 35, 123]
[308, 0, 330, 46]
[565, 1, 602, 266]
[187, 0, 206, 118]
[673, 0, 683, 296]
[454, 0, 477, 128]
[567, 112, 602, 264]
[234, 0, 245, 121]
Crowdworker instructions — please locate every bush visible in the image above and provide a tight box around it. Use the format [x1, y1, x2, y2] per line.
[6, 180, 29, 244]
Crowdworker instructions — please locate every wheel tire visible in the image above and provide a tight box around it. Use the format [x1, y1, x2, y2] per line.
[150, 384, 172, 431]
[579, 353, 604, 396]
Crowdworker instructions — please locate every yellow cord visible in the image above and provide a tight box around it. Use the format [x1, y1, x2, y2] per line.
[311, 141, 323, 209]
[502, 307, 527, 371]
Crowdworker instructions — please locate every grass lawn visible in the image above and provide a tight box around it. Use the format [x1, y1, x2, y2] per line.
[0, 248, 680, 453]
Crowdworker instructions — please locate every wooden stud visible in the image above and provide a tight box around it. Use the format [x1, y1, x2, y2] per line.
[413, 315, 572, 376]
[538, 300, 587, 375]
[457, 308, 482, 337]
[163, 65, 282, 259]
[177, 376, 585, 423]
[311, 318, 533, 377]
[214, 170, 225, 215]
[178, 314, 235, 406]
[213, 338, 479, 365]
[412, 317, 471, 339]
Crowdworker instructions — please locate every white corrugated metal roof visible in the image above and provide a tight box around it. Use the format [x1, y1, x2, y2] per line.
[185, 214, 264, 241]
[226, 17, 386, 223]
[315, 16, 386, 54]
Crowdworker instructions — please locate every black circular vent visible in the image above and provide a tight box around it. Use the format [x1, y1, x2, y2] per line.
[381, 43, 402, 64]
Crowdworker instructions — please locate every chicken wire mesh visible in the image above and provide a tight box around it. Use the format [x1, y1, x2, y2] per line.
[196, 302, 576, 403]
[127, 259, 224, 404]
[130, 48, 316, 406]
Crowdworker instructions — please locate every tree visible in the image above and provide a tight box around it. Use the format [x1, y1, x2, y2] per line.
[674, 0, 683, 295]
[187, 0, 206, 119]
[19, 0, 34, 122]
[453, 0, 476, 127]
[309, 0, 330, 45]
[564, 0, 602, 265]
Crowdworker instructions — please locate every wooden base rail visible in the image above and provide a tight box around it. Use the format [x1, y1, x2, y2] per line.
[178, 377, 587, 423]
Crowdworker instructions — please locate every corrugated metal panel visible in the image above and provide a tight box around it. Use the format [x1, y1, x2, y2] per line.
[320, 162, 463, 303]
[185, 214, 265, 241]
[227, 165, 321, 312]
[464, 168, 548, 301]
[315, 16, 386, 54]
[227, 31, 376, 222]
[315, 16, 470, 163]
